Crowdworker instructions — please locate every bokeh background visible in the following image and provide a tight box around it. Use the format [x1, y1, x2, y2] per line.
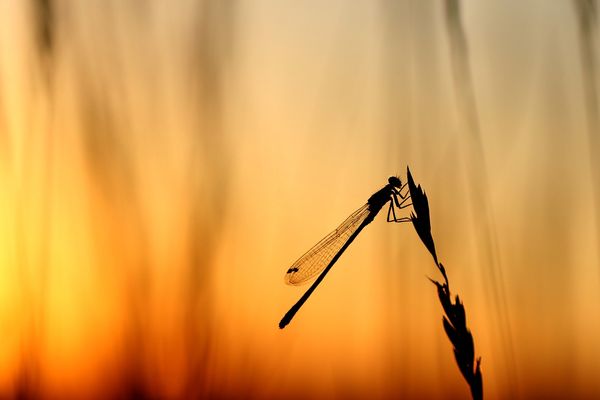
[1, 0, 599, 398]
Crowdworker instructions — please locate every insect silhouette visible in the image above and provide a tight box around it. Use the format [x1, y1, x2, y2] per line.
[279, 176, 411, 329]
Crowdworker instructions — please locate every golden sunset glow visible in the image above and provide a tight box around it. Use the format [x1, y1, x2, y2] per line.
[1, 1, 599, 398]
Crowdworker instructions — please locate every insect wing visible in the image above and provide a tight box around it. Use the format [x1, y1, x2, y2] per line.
[284, 203, 371, 285]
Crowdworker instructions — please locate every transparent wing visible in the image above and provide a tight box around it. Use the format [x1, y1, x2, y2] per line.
[284, 203, 372, 285]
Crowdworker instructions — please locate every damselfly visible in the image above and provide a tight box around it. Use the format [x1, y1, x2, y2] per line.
[279, 176, 411, 329]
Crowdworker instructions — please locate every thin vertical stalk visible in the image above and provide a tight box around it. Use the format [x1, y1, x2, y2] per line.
[573, 0, 600, 270]
[16, 1, 56, 396]
[74, 2, 151, 395]
[444, 0, 517, 395]
[186, 1, 235, 396]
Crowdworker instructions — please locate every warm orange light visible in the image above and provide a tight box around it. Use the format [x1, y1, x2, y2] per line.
[0, 1, 599, 399]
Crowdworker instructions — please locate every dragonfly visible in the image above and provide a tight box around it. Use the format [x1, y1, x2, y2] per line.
[279, 176, 412, 329]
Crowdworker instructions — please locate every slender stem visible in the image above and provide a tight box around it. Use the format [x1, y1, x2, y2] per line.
[444, 1, 516, 393]
[573, 0, 600, 271]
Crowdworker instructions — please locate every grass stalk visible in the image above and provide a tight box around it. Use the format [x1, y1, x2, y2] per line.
[444, 1, 516, 393]
[407, 166, 482, 400]
[573, 0, 600, 271]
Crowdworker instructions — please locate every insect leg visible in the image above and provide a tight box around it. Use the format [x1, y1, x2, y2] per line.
[393, 192, 412, 209]
[397, 182, 409, 199]
[387, 200, 395, 222]
[388, 200, 411, 223]
[397, 195, 411, 208]
[392, 191, 401, 208]
[390, 200, 399, 220]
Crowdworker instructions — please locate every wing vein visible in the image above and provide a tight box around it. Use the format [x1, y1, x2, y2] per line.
[284, 203, 372, 285]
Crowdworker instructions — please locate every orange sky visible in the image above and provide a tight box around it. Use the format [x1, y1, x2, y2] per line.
[0, 1, 599, 398]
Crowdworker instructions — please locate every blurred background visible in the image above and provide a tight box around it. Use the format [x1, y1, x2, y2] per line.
[1, 0, 599, 398]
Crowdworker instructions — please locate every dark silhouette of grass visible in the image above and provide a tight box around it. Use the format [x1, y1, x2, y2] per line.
[407, 166, 482, 400]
